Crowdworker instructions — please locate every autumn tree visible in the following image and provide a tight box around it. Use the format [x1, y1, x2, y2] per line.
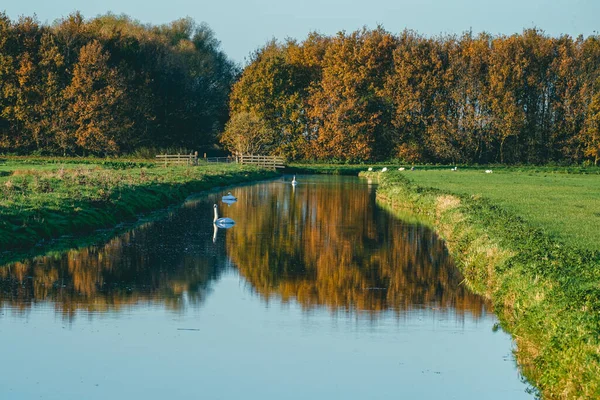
[2, 13, 600, 164]
[384, 31, 444, 162]
[28, 32, 65, 152]
[549, 36, 585, 161]
[229, 39, 324, 159]
[579, 37, 600, 165]
[0, 12, 235, 155]
[219, 111, 276, 156]
[0, 16, 45, 152]
[582, 78, 600, 165]
[440, 33, 494, 163]
[485, 35, 527, 163]
[63, 40, 129, 155]
[0, 12, 16, 150]
[308, 27, 397, 161]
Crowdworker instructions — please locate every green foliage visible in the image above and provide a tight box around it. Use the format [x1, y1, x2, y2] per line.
[219, 111, 276, 156]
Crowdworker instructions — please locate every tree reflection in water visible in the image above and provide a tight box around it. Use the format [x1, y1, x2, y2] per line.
[226, 176, 490, 319]
[0, 201, 229, 319]
[0, 176, 490, 321]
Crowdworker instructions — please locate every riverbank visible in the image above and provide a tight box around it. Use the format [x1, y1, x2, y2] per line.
[365, 170, 600, 399]
[0, 160, 277, 256]
[285, 163, 368, 175]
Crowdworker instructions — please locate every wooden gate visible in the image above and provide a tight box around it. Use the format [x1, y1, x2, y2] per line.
[239, 155, 285, 169]
[155, 152, 198, 166]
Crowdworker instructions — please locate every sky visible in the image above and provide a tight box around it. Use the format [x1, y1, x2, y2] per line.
[3, 0, 599, 64]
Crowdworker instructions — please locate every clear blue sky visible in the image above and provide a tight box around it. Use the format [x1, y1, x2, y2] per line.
[3, 0, 598, 64]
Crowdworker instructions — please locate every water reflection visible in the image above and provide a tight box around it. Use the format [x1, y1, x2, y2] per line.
[0, 205, 229, 319]
[0, 176, 535, 400]
[226, 176, 489, 318]
[0, 176, 489, 321]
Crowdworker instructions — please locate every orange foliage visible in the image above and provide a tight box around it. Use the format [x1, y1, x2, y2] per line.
[230, 28, 600, 164]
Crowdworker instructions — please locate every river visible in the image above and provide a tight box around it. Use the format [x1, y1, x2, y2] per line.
[0, 175, 534, 399]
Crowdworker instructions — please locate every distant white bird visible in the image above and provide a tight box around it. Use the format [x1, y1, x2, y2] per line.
[485, 169, 493, 174]
[291, 175, 298, 186]
[381, 167, 388, 172]
[410, 166, 415, 171]
[451, 166, 458, 171]
[368, 167, 373, 172]
[213, 204, 235, 228]
[398, 167, 405, 171]
[222, 192, 237, 202]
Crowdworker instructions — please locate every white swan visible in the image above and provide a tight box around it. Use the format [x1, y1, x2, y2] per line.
[381, 167, 388, 172]
[485, 169, 493, 174]
[451, 166, 457, 171]
[398, 167, 405, 171]
[291, 175, 298, 186]
[368, 167, 373, 172]
[222, 192, 237, 205]
[222, 192, 237, 201]
[213, 204, 235, 228]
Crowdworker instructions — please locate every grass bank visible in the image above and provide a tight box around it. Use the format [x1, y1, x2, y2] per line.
[366, 170, 600, 399]
[0, 159, 277, 255]
[404, 168, 600, 251]
[287, 163, 380, 175]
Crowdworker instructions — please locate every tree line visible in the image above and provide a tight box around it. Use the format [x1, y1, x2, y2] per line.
[0, 12, 237, 156]
[225, 28, 600, 165]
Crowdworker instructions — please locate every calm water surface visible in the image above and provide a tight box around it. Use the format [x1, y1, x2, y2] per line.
[0, 175, 534, 399]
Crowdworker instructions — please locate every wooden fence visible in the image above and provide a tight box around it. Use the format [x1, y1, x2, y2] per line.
[155, 152, 285, 169]
[155, 152, 198, 166]
[205, 156, 235, 163]
[239, 154, 285, 169]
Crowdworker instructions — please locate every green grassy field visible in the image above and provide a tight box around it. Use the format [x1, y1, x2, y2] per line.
[402, 168, 600, 251]
[0, 158, 277, 255]
[367, 168, 600, 399]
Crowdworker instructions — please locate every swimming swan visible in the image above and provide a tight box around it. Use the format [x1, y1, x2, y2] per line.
[213, 204, 235, 228]
[291, 175, 298, 186]
[222, 192, 237, 201]
[222, 192, 237, 205]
